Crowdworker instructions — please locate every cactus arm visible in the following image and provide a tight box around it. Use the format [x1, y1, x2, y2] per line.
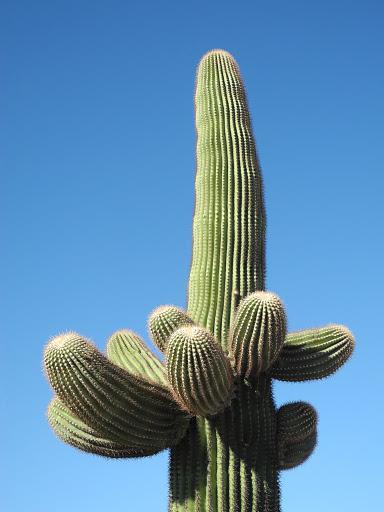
[48, 397, 161, 458]
[106, 329, 167, 385]
[277, 402, 317, 470]
[148, 306, 195, 353]
[166, 326, 234, 416]
[271, 324, 354, 382]
[44, 332, 190, 452]
[170, 379, 279, 511]
[229, 291, 287, 379]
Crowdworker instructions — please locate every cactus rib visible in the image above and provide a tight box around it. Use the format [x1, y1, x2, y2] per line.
[229, 291, 287, 379]
[44, 332, 190, 451]
[166, 326, 234, 416]
[277, 402, 318, 469]
[271, 324, 354, 381]
[148, 305, 195, 353]
[106, 329, 167, 385]
[48, 397, 161, 458]
[188, 49, 266, 347]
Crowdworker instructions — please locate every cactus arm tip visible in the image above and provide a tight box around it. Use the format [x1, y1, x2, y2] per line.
[44, 332, 190, 453]
[47, 397, 161, 459]
[166, 326, 234, 417]
[106, 328, 167, 385]
[271, 324, 355, 382]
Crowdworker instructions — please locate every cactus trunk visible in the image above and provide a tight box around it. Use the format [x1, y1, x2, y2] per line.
[170, 380, 279, 511]
[169, 51, 277, 511]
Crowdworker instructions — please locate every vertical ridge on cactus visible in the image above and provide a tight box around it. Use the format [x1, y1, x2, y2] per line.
[44, 332, 190, 451]
[106, 329, 167, 384]
[47, 397, 161, 458]
[229, 291, 287, 379]
[271, 324, 355, 381]
[43, 49, 354, 511]
[277, 402, 318, 470]
[166, 326, 234, 416]
[188, 50, 266, 346]
[148, 306, 195, 353]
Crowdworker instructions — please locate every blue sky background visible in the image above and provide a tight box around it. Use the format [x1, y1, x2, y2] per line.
[2, 1, 383, 511]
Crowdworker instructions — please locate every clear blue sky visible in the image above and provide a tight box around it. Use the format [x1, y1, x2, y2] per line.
[2, 1, 383, 511]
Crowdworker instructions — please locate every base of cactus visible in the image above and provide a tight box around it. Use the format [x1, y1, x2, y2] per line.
[169, 379, 280, 512]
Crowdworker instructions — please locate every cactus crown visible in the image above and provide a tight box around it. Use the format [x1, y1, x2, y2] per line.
[43, 49, 354, 511]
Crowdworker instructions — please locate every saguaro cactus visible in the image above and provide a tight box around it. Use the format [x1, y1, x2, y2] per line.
[44, 50, 354, 511]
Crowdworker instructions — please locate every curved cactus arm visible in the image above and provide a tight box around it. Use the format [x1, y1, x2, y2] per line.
[48, 397, 161, 458]
[271, 324, 355, 382]
[166, 326, 234, 416]
[44, 332, 190, 452]
[229, 291, 286, 379]
[148, 305, 194, 352]
[106, 329, 167, 385]
[277, 401, 317, 470]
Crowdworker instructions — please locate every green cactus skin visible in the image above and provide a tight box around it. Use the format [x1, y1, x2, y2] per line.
[166, 326, 234, 416]
[106, 329, 167, 384]
[229, 291, 287, 380]
[44, 332, 190, 451]
[277, 402, 317, 470]
[188, 51, 266, 347]
[43, 49, 355, 512]
[271, 324, 354, 382]
[48, 397, 160, 458]
[148, 306, 195, 353]
[168, 50, 353, 511]
[169, 50, 278, 512]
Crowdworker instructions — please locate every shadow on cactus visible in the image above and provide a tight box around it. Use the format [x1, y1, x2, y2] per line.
[43, 50, 354, 511]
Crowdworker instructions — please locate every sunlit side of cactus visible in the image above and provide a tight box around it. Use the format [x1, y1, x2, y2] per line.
[43, 50, 354, 511]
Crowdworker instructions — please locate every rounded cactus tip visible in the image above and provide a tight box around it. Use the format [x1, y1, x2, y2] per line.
[43, 332, 93, 372]
[45, 331, 82, 350]
[249, 290, 284, 306]
[238, 291, 286, 320]
[329, 324, 356, 355]
[331, 324, 355, 344]
[198, 49, 238, 70]
[201, 48, 234, 59]
[173, 325, 200, 338]
[148, 305, 194, 353]
[167, 325, 234, 417]
[277, 401, 318, 470]
[168, 325, 220, 350]
[230, 291, 287, 378]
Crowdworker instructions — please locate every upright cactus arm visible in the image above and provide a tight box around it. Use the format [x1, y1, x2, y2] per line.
[148, 306, 195, 353]
[271, 324, 354, 381]
[166, 326, 234, 416]
[229, 291, 287, 380]
[106, 329, 167, 385]
[44, 332, 190, 454]
[48, 397, 161, 458]
[277, 402, 317, 470]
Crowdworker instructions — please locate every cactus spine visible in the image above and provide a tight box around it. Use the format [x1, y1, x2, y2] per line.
[43, 50, 354, 511]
